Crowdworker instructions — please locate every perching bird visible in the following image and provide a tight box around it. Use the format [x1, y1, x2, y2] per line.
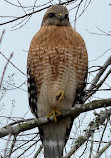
[27, 4, 88, 158]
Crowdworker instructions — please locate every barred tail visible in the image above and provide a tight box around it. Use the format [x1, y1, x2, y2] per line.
[39, 118, 72, 158]
[43, 140, 64, 158]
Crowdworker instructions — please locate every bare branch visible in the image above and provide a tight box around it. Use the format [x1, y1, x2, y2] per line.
[3, 0, 29, 8]
[89, 133, 94, 158]
[17, 0, 27, 14]
[63, 108, 111, 158]
[96, 119, 109, 154]
[33, 145, 43, 158]
[0, 0, 86, 26]
[0, 30, 5, 44]
[0, 79, 27, 92]
[0, 53, 13, 90]
[79, 141, 88, 158]
[0, 98, 111, 138]
[0, 51, 26, 76]
[87, 27, 111, 36]
[94, 140, 111, 158]
[74, 0, 83, 29]
[88, 55, 111, 90]
[7, 135, 17, 158]
[17, 140, 38, 158]
[86, 68, 111, 100]
[89, 48, 111, 62]
[4, 135, 12, 158]
[12, 135, 39, 154]
[0, 5, 50, 26]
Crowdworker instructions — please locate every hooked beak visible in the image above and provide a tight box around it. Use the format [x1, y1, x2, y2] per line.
[58, 13, 64, 21]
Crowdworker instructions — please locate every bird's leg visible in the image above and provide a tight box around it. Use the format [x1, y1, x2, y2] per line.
[47, 90, 64, 122]
[47, 109, 61, 122]
[56, 90, 64, 100]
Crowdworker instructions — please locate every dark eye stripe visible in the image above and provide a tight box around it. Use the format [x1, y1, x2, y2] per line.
[49, 13, 55, 18]
[65, 14, 69, 20]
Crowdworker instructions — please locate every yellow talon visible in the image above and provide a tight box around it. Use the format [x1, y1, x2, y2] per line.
[56, 90, 64, 100]
[52, 110, 57, 122]
[47, 112, 53, 118]
[47, 110, 61, 122]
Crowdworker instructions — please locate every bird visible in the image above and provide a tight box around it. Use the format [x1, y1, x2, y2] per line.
[27, 4, 88, 158]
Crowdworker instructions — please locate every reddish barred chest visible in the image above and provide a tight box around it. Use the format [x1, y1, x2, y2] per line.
[28, 45, 87, 93]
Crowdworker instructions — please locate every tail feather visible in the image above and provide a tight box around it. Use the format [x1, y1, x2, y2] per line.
[43, 140, 64, 158]
[39, 118, 72, 158]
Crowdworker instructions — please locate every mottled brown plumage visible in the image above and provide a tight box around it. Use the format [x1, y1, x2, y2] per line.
[27, 4, 88, 158]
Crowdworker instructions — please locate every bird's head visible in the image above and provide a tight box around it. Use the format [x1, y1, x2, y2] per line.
[41, 5, 70, 27]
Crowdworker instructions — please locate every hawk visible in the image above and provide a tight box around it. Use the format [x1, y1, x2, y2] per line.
[27, 4, 88, 158]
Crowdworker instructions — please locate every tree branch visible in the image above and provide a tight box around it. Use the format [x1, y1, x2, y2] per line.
[88, 56, 111, 90]
[85, 55, 111, 100]
[63, 108, 111, 158]
[94, 140, 111, 158]
[96, 119, 109, 154]
[0, 30, 5, 44]
[7, 135, 17, 158]
[0, 53, 13, 90]
[0, 98, 111, 138]
[86, 67, 111, 100]
[0, 0, 77, 26]
[33, 145, 43, 158]
[0, 51, 26, 76]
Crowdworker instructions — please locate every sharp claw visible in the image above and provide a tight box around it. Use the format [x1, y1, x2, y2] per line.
[52, 110, 57, 122]
[55, 110, 61, 116]
[47, 110, 61, 122]
[56, 90, 64, 100]
[47, 112, 52, 118]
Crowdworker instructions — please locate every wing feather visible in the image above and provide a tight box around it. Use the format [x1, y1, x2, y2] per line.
[27, 67, 38, 117]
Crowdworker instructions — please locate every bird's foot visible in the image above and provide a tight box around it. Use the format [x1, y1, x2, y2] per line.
[56, 90, 64, 100]
[47, 109, 61, 122]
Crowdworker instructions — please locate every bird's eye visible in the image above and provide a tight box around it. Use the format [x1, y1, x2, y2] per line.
[49, 13, 55, 18]
[65, 14, 69, 20]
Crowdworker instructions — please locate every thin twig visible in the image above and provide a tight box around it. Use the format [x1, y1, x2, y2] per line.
[96, 119, 109, 154]
[17, 0, 27, 14]
[0, 52, 26, 76]
[17, 140, 38, 158]
[11, 15, 32, 31]
[94, 140, 111, 158]
[74, 0, 83, 29]
[88, 56, 111, 90]
[33, 145, 43, 158]
[89, 48, 111, 62]
[79, 141, 88, 158]
[4, 135, 12, 158]
[87, 27, 111, 37]
[89, 133, 94, 158]
[7, 135, 17, 158]
[85, 68, 111, 100]
[0, 79, 27, 92]
[63, 108, 111, 158]
[12, 136, 39, 155]
[0, 30, 5, 44]
[0, 53, 13, 90]
[0, 0, 79, 26]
